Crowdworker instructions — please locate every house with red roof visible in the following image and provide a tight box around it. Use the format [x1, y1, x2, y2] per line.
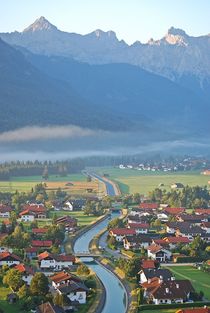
[25, 247, 38, 259]
[0, 252, 21, 267]
[141, 259, 157, 270]
[164, 207, 185, 216]
[20, 204, 47, 222]
[195, 208, 210, 215]
[139, 203, 159, 211]
[14, 263, 34, 285]
[31, 240, 52, 248]
[32, 228, 48, 237]
[109, 228, 136, 242]
[38, 251, 75, 270]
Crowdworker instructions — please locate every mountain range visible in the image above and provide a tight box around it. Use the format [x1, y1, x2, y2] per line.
[0, 17, 210, 142]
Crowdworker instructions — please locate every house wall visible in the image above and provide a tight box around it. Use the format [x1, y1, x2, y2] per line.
[40, 259, 56, 268]
[67, 291, 87, 304]
[21, 215, 34, 222]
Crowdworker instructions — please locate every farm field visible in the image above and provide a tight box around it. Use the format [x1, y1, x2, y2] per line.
[163, 266, 210, 300]
[49, 210, 99, 226]
[0, 174, 105, 196]
[93, 167, 210, 195]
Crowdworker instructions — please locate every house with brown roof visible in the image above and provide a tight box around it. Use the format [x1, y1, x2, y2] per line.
[139, 268, 173, 284]
[0, 252, 21, 267]
[201, 222, 210, 234]
[146, 279, 194, 304]
[0, 205, 12, 218]
[50, 271, 81, 288]
[147, 244, 172, 262]
[56, 280, 89, 304]
[163, 236, 191, 249]
[123, 235, 152, 250]
[139, 203, 159, 211]
[38, 251, 75, 270]
[56, 216, 77, 232]
[175, 224, 206, 240]
[36, 302, 65, 313]
[127, 223, 150, 234]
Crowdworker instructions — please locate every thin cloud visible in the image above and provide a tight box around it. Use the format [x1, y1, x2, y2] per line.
[0, 125, 103, 142]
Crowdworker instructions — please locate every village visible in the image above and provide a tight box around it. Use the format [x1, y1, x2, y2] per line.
[0, 174, 209, 313]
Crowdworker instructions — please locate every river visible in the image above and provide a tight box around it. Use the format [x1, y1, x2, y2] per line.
[73, 213, 127, 313]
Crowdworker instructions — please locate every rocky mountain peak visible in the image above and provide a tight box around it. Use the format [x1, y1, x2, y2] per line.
[90, 29, 117, 40]
[164, 26, 188, 45]
[167, 26, 187, 37]
[23, 16, 58, 33]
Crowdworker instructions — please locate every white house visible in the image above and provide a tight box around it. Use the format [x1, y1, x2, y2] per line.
[38, 251, 75, 270]
[201, 222, 210, 234]
[147, 280, 194, 305]
[57, 281, 89, 304]
[14, 264, 34, 285]
[0, 206, 12, 218]
[127, 223, 149, 234]
[147, 244, 172, 262]
[109, 228, 135, 242]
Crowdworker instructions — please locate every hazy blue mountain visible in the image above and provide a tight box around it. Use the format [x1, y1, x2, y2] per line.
[25, 52, 209, 135]
[0, 38, 129, 132]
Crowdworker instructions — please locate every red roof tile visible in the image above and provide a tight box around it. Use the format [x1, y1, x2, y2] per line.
[32, 228, 48, 234]
[139, 203, 158, 210]
[164, 207, 185, 215]
[32, 240, 52, 247]
[141, 260, 156, 269]
[110, 228, 136, 236]
[128, 223, 150, 229]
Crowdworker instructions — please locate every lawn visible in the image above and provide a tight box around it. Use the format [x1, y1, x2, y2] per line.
[163, 265, 210, 300]
[0, 285, 29, 313]
[94, 167, 210, 195]
[49, 211, 99, 226]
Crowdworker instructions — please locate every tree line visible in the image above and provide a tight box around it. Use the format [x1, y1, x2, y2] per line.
[0, 159, 85, 180]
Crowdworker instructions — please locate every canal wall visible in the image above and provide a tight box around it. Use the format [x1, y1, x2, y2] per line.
[65, 213, 109, 254]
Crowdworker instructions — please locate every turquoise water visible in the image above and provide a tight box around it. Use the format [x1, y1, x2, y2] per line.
[73, 213, 127, 313]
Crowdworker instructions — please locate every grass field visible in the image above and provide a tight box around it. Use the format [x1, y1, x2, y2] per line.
[94, 167, 210, 195]
[163, 266, 210, 300]
[49, 210, 99, 226]
[0, 285, 29, 313]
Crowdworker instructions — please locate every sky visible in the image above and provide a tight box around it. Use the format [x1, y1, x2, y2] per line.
[0, 0, 210, 44]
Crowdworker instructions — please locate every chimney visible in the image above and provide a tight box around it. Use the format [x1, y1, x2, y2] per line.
[148, 279, 151, 284]
[176, 283, 179, 288]
[171, 277, 175, 281]
[165, 288, 169, 293]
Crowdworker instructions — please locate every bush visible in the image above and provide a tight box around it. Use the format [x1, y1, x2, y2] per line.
[139, 301, 210, 311]
[176, 256, 204, 263]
